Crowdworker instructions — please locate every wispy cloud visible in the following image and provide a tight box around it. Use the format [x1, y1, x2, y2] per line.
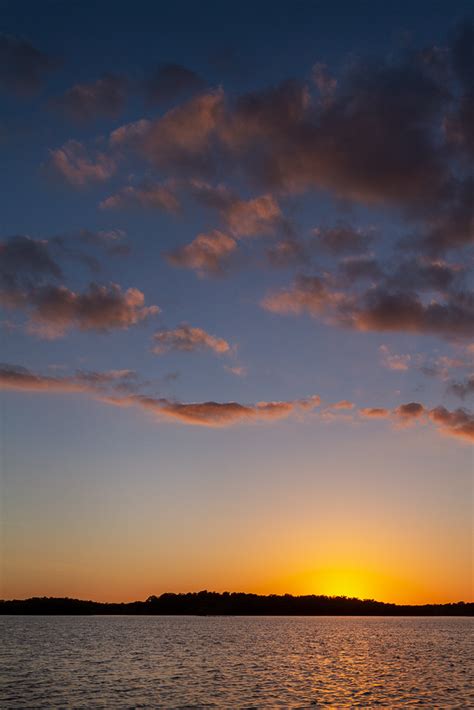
[151, 324, 231, 356]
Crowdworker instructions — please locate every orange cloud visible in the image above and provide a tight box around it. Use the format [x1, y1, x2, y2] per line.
[142, 90, 224, 175]
[359, 407, 390, 418]
[1, 364, 472, 440]
[429, 406, 474, 442]
[166, 230, 237, 276]
[152, 324, 231, 355]
[100, 182, 179, 213]
[48, 140, 116, 185]
[262, 275, 346, 317]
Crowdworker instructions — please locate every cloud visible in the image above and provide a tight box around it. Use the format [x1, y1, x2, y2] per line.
[19, 283, 158, 338]
[52, 74, 127, 122]
[351, 288, 474, 339]
[109, 118, 151, 148]
[0, 233, 157, 337]
[417, 178, 474, 253]
[145, 63, 205, 104]
[100, 182, 179, 212]
[261, 275, 347, 317]
[224, 194, 282, 237]
[448, 376, 474, 399]
[0, 364, 138, 395]
[224, 365, 247, 377]
[329, 400, 354, 410]
[138, 397, 295, 426]
[359, 401, 474, 442]
[359, 407, 390, 418]
[76, 229, 129, 256]
[312, 224, 373, 255]
[1, 364, 471, 440]
[379, 345, 411, 371]
[166, 230, 237, 276]
[90, 25, 471, 257]
[262, 271, 474, 339]
[429, 405, 474, 442]
[0, 235, 62, 296]
[152, 324, 230, 355]
[444, 21, 474, 161]
[386, 258, 462, 293]
[0, 34, 59, 95]
[189, 181, 283, 237]
[266, 239, 306, 267]
[101, 392, 321, 427]
[141, 90, 224, 175]
[48, 140, 116, 185]
[312, 62, 337, 102]
[0, 363, 321, 427]
[395, 402, 425, 420]
[339, 256, 383, 284]
[0, 364, 93, 394]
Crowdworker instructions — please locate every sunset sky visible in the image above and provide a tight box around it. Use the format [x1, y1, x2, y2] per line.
[1, 0, 473, 605]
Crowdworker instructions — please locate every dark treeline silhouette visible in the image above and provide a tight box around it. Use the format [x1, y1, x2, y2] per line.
[1, 592, 472, 615]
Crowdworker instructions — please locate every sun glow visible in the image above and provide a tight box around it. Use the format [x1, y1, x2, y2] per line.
[315, 567, 374, 599]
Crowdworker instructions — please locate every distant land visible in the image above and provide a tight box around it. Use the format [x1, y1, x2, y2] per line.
[1, 592, 473, 615]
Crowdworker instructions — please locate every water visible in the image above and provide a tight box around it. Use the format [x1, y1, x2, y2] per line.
[0, 616, 472, 708]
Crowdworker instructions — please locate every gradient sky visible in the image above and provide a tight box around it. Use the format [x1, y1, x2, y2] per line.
[0, 0, 473, 604]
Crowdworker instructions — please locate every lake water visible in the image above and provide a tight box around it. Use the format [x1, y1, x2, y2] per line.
[0, 616, 472, 708]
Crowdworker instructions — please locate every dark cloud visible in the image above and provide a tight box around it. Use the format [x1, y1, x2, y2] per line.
[266, 239, 306, 267]
[386, 258, 461, 293]
[262, 274, 474, 339]
[0, 34, 59, 95]
[395, 402, 425, 419]
[23, 283, 159, 338]
[312, 224, 373, 255]
[101, 24, 471, 251]
[429, 405, 474, 442]
[448, 375, 474, 399]
[360, 400, 474, 442]
[1, 243, 159, 340]
[52, 74, 127, 122]
[0, 236, 62, 295]
[352, 288, 474, 338]
[339, 256, 383, 284]
[75, 229, 130, 257]
[145, 63, 205, 104]
[446, 20, 474, 160]
[417, 178, 474, 253]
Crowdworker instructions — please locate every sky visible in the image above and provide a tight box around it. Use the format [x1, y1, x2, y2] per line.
[0, 0, 473, 604]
